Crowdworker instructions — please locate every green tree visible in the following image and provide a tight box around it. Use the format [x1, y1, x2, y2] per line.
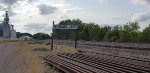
[121, 22, 140, 43]
[16, 32, 22, 38]
[53, 19, 150, 43]
[81, 24, 90, 41]
[142, 25, 150, 43]
[16, 32, 33, 38]
[103, 30, 112, 41]
[33, 33, 50, 40]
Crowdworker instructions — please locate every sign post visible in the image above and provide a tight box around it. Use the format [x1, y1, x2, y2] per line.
[75, 29, 78, 49]
[51, 21, 54, 51]
[51, 22, 78, 50]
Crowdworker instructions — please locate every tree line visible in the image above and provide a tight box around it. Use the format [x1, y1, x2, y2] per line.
[16, 32, 50, 40]
[53, 19, 150, 43]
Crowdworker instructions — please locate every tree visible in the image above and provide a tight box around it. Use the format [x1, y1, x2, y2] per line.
[16, 32, 22, 38]
[81, 25, 90, 41]
[33, 33, 50, 40]
[103, 30, 112, 41]
[141, 25, 150, 43]
[16, 32, 33, 38]
[121, 22, 140, 43]
[53, 19, 150, 43]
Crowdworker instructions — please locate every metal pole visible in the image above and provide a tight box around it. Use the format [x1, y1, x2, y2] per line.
[51, 21, 54, 51]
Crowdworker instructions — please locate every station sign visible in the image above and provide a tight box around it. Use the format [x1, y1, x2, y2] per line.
[51, 21, 78, 50]
[53, 25, 78, 30]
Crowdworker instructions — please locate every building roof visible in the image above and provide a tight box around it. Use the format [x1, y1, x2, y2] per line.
[19, 35, 32, 39]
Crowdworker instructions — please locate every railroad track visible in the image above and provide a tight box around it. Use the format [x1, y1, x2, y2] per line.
[42, 53, 150, 73]
[53, 40, 150, 51]
[42, 41, 150, 73]
[77, 47, 150, 61]
[54, 42, 150, 61]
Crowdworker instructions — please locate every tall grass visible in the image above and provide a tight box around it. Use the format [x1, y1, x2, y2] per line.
[14, 42, 77, 73]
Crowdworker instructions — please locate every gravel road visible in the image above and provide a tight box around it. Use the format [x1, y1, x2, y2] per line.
[0, 42, 24, 73]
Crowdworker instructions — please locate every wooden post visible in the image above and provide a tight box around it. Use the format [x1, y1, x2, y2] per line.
[51, 21, 54, 51]
[75, 29, 78, 49]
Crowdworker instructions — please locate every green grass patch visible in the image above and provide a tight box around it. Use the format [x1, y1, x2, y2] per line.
[0, 40, 19, 43]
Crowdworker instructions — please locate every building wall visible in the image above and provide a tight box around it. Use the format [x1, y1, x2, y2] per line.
[3, 24, 10, 38]
[0, 23, 4, 36]
[10, 30, 16, 39]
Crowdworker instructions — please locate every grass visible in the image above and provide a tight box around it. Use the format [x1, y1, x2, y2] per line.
[0, 40, 19, 43]
[14, 41, 77, 73]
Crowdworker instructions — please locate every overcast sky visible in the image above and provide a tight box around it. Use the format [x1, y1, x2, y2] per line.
[0, 0, 150, 34]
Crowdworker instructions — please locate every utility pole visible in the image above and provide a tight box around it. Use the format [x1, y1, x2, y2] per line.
[51, 21, 54, 51]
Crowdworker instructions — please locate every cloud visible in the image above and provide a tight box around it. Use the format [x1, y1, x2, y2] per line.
[97, 0, 113, 4]
[53, 1, 83, 19]
[130, 0, 150, 22]
[24, 23, 51, 33]
[28, 0, 35, 2]
[0, 6, 16, 17]
[63, 7, 82, 13]
[38, 4, 58, 15]
[0, 0, 34, 17]
[109, 15, 126, 20]
[131, 9, 150, 22]
[130, 0, 150, 5]
[107, 14, 132, 21]
[0, 0, 83, 34]
[58, 14, 68, 19]
[0, 0, 24, 5]
[56, 0, 71, 2]
[5, 7, 16, 16]
[0, 5, 3, 9]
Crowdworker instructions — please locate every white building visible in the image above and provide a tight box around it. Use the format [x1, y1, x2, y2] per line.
[19, 35, 32, 41]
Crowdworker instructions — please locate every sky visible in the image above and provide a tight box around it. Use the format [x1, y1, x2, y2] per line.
[0, 0, 150, 34]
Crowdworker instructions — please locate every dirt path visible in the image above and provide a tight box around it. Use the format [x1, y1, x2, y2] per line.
[0, 42, 24, 73]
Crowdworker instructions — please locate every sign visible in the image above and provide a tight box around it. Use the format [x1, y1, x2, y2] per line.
[53, 25, 77, 29]
[51, 21, 78, 51]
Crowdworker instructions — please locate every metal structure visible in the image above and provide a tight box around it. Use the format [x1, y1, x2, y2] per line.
[51, 21, 78, 50]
